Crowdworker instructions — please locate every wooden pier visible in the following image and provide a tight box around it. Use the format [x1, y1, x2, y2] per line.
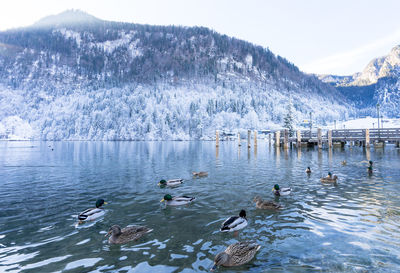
[217, 128, 400, 148]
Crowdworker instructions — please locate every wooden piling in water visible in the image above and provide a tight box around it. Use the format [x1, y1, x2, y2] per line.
[283, 129, 289, 149]
[328, 130, 332, 148]
[269, 133, 272, 146]
[216, 130, 219, 147]
[317, 128, 322, 149]
[275, 131, 280, 147]
[297, 130, 301, 148]
[365, 129, 370, 148]
[247, 130, 251, 148]
[254, 130, 257, 147]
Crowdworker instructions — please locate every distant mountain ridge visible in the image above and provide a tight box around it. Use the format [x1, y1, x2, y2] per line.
[319, 45, 400, 117]
[0, 10, 353, 140]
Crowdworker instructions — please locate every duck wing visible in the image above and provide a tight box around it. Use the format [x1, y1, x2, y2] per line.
[174, 196, 195, 202]
[78, 208, 102, 220]
[226, 241, 260, 265]
[220, 216, 247, 232]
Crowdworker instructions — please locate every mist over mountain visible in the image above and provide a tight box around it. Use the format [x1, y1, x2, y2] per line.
[319, 45, 400, 118]
[0, 10, 352, 140]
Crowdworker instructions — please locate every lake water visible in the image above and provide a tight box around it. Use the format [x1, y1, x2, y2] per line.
[1, 141, 400, 272]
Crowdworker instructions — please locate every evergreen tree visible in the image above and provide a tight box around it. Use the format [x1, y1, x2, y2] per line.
[283, 97, 295, 137]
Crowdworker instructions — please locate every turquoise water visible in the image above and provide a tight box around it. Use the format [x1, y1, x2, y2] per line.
[0, 141, 400, 272]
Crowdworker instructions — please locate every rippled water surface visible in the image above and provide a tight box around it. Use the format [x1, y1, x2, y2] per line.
[1, 141, 400, 272]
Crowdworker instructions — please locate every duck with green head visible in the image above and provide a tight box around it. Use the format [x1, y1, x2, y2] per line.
[78, 199, 107, 223]
[160, 194, 195, 206]
[272, 184, 291, 196]
[367, 161, 373, 172]
[158, 179, 183, 187]
[321, 172, 338, 183]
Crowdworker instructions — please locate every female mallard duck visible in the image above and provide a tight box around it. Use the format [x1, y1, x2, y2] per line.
[78, 199, 107, 223]
[220, 210, 248, 232]
[160, 194, 195, 206]
[320, 172, 338, 183]
[158, 179, 183, 187]
[211, 241, 260, 271]
[341, 160, 347, 166]
[106, 225, 153, 244]
[192, 171, 208, 177]
[305, 167, 312, 174]
[272, 184, 291, 196]
[253, 196, 281, 210]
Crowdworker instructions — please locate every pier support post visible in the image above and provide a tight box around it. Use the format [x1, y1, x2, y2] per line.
[216, 130, 219, 147]
[247, 130, 251, 148]
[238, 132, 241, 146]
[269, 133, 272, 146]
[317, 128, 322, 149]
[328, 130, 332, 148]
[297, 130, 301, 148]
[396, 141, 400, 148]
[275, 131, 280, 147]
[283, 129, 289, 149]
[254, 130, 257, 147]
[365, 129, 370, 148]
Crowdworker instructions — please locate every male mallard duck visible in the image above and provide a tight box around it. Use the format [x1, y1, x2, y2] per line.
[192, 171, 208, 177]
[105, 225, 152, 244]
[341, 160, 347, 166]
[78, 199, 107, 223]
[211, 241, 260, 271]
[305, 167, 312, 174]
[220, 210, 248, 232]
[367, 161, 373, 173]
[320, 172, 338, 183]
[158, 179, 183, 187]
[160, 194, 195, 206]
[253, 196, 281, 210]
[272, 184, 291, 196]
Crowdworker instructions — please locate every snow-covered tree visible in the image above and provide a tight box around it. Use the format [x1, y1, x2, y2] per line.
[283, 97, 295, 136]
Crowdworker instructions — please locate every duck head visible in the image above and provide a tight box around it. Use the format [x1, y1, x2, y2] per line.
[211, 252, 229, 271]
[160, 194, 173, 202]
[239, 209, 246, 219]
[328, 172, 332, 178]
[158, 179, 167, 186]
[96, 199, 107, 208]
[369, 161, 373, 165]
[106, 225, 121, 237]
[253, 196, 261, 202]
[274, 184, 280, 191]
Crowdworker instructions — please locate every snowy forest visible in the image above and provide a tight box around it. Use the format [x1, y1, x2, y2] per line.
[0, 10, 353, 140]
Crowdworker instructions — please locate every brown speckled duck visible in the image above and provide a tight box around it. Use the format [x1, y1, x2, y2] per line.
[106, 225, 152, 244]
[211, 241, 260, 271]
[253, 196, 281, 210]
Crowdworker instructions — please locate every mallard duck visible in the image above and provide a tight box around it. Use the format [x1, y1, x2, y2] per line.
[320, 172, 338, 183]
[305, 167, 312, 173]
[253, 196, 281, 210]
[192, 171, 208, 177]
[211, 241, 260, 271]
[160, 194, 195, 206]
[105, 225, 152, 244]
[367, 161, 373, 173]
[272, 184, 291, 196]
[220, 210, 248, 232]
[158, 179, 183, 187]
[78, 199, 107, 223]
[341, 160, 347, 166]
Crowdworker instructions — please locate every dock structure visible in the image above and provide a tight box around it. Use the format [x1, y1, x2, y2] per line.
[216, 128, 400, 148]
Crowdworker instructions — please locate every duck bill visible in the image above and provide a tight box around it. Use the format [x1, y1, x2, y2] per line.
[104, 202, 108, 205]
[210, 264, 217, 271]
[160, 199, 165, 202]
[158, 183, 161, 186]
[105, 230, 112, 237]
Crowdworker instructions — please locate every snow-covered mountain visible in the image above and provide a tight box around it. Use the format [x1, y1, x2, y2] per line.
[0, 10, 353, 140]
[319, 45, 400, 118]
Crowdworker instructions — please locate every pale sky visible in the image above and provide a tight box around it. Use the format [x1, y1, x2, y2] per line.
[1, 0, 400, 76]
